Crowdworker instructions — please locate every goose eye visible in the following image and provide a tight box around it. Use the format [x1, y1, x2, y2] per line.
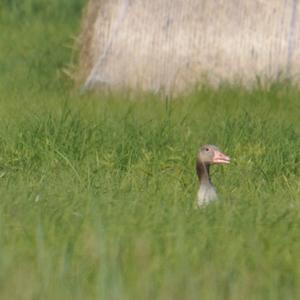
[205, 148, 209, 151]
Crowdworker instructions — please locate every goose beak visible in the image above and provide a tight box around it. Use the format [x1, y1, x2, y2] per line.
[212, 150, 230, 164]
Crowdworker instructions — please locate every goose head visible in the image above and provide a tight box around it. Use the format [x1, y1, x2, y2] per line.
[196, 145, 230, 206]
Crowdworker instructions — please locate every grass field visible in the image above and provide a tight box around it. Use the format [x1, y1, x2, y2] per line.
[1, 1, 300, 299]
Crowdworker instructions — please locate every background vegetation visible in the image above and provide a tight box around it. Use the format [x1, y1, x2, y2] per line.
[0, 1, 300, 299]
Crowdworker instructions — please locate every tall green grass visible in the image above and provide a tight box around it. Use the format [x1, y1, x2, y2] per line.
[0, 1, 300, 299]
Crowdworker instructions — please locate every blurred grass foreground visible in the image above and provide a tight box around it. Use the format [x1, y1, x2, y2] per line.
[0, 1, 300, 299]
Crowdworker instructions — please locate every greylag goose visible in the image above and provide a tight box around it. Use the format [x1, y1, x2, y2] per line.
[196, 145, 230, 206]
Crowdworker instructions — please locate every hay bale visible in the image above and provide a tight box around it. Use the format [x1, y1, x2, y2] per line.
[78, 0, 300, 95]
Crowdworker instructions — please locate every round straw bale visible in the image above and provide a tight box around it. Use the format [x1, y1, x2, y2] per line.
[78, 0, 300, 96]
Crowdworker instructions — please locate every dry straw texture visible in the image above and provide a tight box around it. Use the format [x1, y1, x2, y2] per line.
[78, 0, 300, 95]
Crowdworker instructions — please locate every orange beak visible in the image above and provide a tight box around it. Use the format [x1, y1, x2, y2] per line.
[212, 150, 230, 164]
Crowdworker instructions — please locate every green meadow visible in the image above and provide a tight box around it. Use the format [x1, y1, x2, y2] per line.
[1, 1, 300, 299]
